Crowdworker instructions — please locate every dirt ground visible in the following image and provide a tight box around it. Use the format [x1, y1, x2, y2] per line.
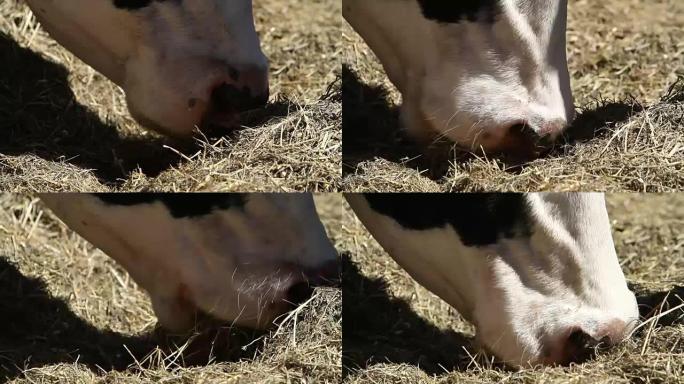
[341, 193, 684, 383]
[342, 0, 684, 192]
[0, 0, 342, 192]
[0, 193, 342, 383]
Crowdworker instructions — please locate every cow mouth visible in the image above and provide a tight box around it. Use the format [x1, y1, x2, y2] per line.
[480, 125, 557, 162]
[200, 83, 269, 134]
[420, 117, 556, 163]
[201, 108, 241, 134]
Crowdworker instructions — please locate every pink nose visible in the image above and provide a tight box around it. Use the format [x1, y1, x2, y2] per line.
[555, 319, 629, 364]
[486, 118, 567, 159]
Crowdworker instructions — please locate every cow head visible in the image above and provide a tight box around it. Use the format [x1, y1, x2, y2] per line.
[346, 193, 638, 366]
[344, 0, 574, 158]
[26, 0, 269, 136]
[40, 193, 338, 332]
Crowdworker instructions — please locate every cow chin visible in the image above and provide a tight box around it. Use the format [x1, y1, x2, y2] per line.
[401, 103, 492, 153]
[146, 259, 317, 333]
[125, 90, 208, 139]
[122, 60, 221, 138]
[402, 100, 526, 157]
[148, 289, 288, 333]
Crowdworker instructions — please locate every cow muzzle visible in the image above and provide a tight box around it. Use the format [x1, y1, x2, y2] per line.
[543, 318, 632, 365]
[482, 118, 567, 160]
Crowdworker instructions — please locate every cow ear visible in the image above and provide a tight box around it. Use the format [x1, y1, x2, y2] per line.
[150, 290, 197, 333]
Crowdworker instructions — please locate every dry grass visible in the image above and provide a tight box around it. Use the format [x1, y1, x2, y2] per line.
[341, 194, 684, 383]
[342, 0, 684, 192]
[0, 193, 343, 383]
[0, 0, 342, 192]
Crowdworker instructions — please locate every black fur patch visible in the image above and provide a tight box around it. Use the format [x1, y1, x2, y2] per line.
[416, 0, 500, 24]
[363, 193, 531, 246]
[94, 193, 246, 218]
[113, 0, 173, 10]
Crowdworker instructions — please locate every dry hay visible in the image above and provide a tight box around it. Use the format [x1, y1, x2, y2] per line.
[342, 0, 684, 192]
[0, 0, 342, 192]
[0, 193, 342, 383]
[341, 194, 684, 383]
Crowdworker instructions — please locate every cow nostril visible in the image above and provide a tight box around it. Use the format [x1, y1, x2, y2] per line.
[499, 122, 538, 154]
[285, 281, 314, 307]
[510, 122, 548, 143]
[498, 120, 560, 159]
[210, 83, 243, 113]
[568, 329, 591, 348]
[565, 329, 609, 364]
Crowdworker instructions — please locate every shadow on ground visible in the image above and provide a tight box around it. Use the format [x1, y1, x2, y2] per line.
[341, 254, 474, 379]
[635, 284, 684, 327]
[0, 34, 291, 187]
[0, 257, 265, 381]
[0, 33, 180, 185]
[342, 64, 643, 180]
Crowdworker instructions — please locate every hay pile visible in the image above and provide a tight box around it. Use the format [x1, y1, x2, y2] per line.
[342, 194, 684, 383]
[0, 193, 342, 383]
[342, 0, 684, 192]
[0, 0, 341, 192]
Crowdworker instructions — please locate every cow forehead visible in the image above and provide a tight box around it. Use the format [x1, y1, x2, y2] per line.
[363, 193, 532, 247]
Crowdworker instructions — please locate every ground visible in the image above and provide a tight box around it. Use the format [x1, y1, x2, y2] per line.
[0, 0, 341, 192]
[0, 193, 343, 383]
[341, 193, 684, 383]
[342, 0, 684, 192]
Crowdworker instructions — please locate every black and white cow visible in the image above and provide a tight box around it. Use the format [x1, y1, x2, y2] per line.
[343, 0, 574, 158]
[346, 193, 638, 366]
[25, 0, 269, 136]
[41, 193, 338, 332]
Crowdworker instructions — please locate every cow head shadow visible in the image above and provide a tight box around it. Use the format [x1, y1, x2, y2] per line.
[0, 33, 186, 185]
[0, 257, 267, 381]
[633, 284, 684, 328]
[342, 65, 427, 177]
[342, 64, 642, 180]
[341, 253, 475, 379]
[0, 33, 292, 187]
